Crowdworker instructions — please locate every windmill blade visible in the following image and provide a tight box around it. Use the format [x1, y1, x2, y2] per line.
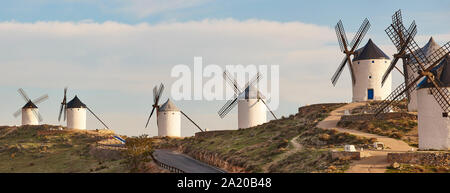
[219, 72, 261, 118]
[181, 111, 204, 132]
[32, 109, 43, 122]
[219, 97, 239, 118]
[58, 87, 68, 122]
[331, 56, 349, 86]
[242, 72, 262, 92]
[259, 98, 277, 120]
[346, 57, 356, 85]
[154, 83, 165, 105]
[375, 81, 411, 116]
[63, 104, 67, 121]
[392, 10, 403, 27]
[426, 42, 450, 67]
[33, 94, 49, 105]
[223, 70, 242, 94]
[145, 106, 156, 128]
[424, 72, 450, 112]
[86, 106, 110, 130]
[86, 106, 124, 144]
[375, 53, 447, 115]
[153, 86, 158, 104]
[218, 94, 238, 116]
[429, 86, 450, 113]
[13, 109, 22, 118]
[58, 103, 64, 122]
[335, 20, 348, 53]
[381, 24, 416, 86]
[349, 18, 370, 51]
[17, 88, 31, 102]
[157, 83, 165, 100]
[382, 54, 404, 86]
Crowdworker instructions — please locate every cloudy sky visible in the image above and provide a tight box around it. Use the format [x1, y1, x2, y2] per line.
[0, 0, 449, 136]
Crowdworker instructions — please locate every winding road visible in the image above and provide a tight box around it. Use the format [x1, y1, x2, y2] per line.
[317, 102, 413, 173]
[153, 149, 226, 173]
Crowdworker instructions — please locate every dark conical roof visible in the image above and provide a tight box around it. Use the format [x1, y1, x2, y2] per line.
[67, 95, 87, 108]
[159, 99, 179, 111]
[418, 55, 450, 89]
[22, 100, 38, 109]
[410, 37, 442, 64]
[353, 39, 390, 61]
[238, 85, 265, 99]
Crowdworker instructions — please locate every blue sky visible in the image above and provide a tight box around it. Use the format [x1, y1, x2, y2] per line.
[0, 0, 449, 136]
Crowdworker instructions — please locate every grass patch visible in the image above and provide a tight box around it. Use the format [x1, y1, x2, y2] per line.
[0, 125, 129, 173]
[338, 116, 418, 147]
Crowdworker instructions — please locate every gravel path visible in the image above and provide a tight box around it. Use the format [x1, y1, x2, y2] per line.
[317, 102, 413, 173]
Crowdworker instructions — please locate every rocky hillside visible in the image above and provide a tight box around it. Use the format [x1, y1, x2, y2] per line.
[0, 125, 164, 173]
[150, 103, 374, 173]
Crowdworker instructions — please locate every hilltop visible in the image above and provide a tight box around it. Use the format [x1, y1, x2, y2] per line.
[0, 125, 164, 173]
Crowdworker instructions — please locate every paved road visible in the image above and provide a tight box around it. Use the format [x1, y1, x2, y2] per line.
[317, 102, 413, 173]
[153, 149, 226, 173]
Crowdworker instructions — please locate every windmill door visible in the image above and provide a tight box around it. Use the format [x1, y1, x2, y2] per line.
[367, 89, 374, 100]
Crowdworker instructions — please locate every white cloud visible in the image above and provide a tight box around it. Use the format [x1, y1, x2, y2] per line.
[104, 0, 211, 18]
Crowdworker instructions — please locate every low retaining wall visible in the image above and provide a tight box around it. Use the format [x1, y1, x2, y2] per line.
[387, 152, 450, 166]
[340, 112, 417, 122]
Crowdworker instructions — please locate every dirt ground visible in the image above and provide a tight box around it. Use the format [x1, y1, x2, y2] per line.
[317, 102, 413, 173]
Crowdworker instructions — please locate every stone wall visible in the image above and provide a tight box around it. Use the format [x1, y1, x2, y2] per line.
[387, 152, 450, 166]
[340, 112, 417, 122]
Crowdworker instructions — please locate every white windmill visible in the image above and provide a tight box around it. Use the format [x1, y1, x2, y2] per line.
[374, 10, 450, 150]
[13, 88, 48, 126]
[145, 83, 204, 137]
[218, 71, 277, 129]
[332, 18, 392, 102]
[379, 11, 448, 113]
[417, 55, 450, 150]
[58, 87, 125, 143]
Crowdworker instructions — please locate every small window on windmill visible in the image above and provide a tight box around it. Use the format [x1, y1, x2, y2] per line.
[368, 75, 372, 79]
[358, 62, 360, 64]
[427, 89, 433, 95]
[372, 60, 374, 63]
[442, 112, 448, 117]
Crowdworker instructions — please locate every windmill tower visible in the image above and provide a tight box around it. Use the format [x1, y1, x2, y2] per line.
[417, 55, 450, 150]
[58, 87, 125, 143]
[66, 95, 87, 130]
[218, 71, 277, 129]
[374, 10, 450, 150]
[157, 99, 181, 137]
[332, 18, 392, 102]
[145, 83, 203, 137]
[13, 88, 48, 126]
